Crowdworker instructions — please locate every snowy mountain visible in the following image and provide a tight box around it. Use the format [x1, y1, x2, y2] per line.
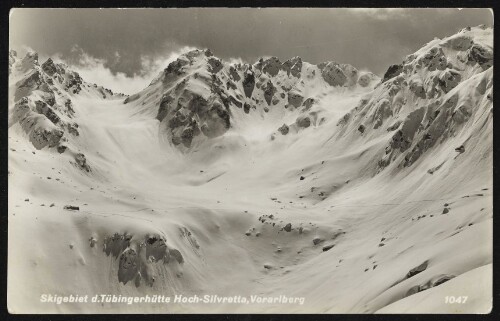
[123, 47, 378, 150]
[8, 50, 127, 171]
[7, 25, 492, 313]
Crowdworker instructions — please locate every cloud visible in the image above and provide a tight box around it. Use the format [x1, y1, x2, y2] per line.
[52, 45, 197, 95]
[346, 8, 412, 20]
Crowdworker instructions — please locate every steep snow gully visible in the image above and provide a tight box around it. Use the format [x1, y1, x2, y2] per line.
[8, 25, 492, 313]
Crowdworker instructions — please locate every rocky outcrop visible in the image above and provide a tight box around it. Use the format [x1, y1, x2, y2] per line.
[288, 91, 304, 108]
[74, 153, 91, 172]
[64, 71, 83, 94]
[467, 44, 493, 70]
[242, 71, 255, 98]
[296, 115, 311, 128]
[320, 62, 348, 87]
[302, 98, 316, 111]
[41, 58, 58, 76]
[229, 66, 241, 81]
[102, 233, 184, 287]
[35, 100, 60, 125]
[9, 50, 17, 74]
[207, 57, 223, 74]
[281, 56, 302, 77]
[262, 57, 281, 77]
[382, 64, 403, 83]
[278, 124, 289, 135]
[263, 81, 276, 106]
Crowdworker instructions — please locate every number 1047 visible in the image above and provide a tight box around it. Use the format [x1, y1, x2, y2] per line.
[445, 296, 468, 304]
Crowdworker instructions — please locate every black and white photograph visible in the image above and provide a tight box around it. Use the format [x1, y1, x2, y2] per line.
[7, 7, 494, 314]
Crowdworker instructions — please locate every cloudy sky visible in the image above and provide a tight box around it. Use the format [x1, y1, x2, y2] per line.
[10, 8, 493, 94]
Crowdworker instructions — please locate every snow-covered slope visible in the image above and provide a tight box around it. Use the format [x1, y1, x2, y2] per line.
[8, 25, 492, 313]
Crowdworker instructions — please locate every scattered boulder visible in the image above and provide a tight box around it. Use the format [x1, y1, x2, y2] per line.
[278, 124, 289, 135]
[322, 244, 335, 252]
[406, 260, 429, 278]
[313, 237, 324, 245]
[296, 116, 311, 128]
[74, 153, 90, 172]
[57, 145, 67, 154]
[243, 102, 252, 114]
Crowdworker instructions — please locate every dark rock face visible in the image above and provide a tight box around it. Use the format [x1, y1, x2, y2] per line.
[57, 145, 67, 154]
[296, 116, 311, 128]
[263, 81, 276, 106]
[10, 98, 31, 124]
[320, 62, 347, 86]
[19, 70, 42, 88]
[229, 66, 241, 81]
[382, 64, 403, 83]
[163, 89, 232, 147]
[157, 94, 175, 121]
[220, 93, 242, 109]
[467, 44, 493, 70]
[41, 58, 58, 76]
[66, 123, 79, 136]
[406, 261, 429, 278]
[75, 153, 91, 172]
[181, 123, 200, 148]
[288, 91, 304, 108]
[15, 71, 42, 101]
[281, 56, 302, 77]
[64, 71, 83, 94]
[163, 58, 189, 83]
[302, 98, 316, 111]
[419, 47, 448, 72]
[409, 81, 426, 99]
[64, 99, 76, 117]
[242, 72, 255, 98]
[262, 57, 281, 77]
[226, 80, 237, 90]
[278, 124, 289, 135]
[41, 90, 56, 106]
[243, 103, 252, 114]
[435, 69, 461, 93]
[207, 57, 223, 74]
[323, 244, 335, 251]
[24, 122, 64, 150]
[35, 100, 60, 125]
